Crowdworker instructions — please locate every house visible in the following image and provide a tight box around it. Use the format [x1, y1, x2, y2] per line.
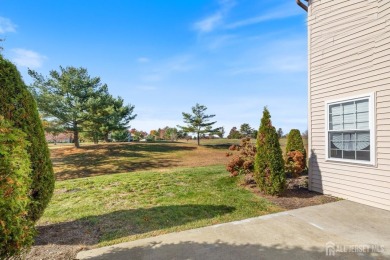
[298, 0, 390, 211]
[45, 132, 73, 144]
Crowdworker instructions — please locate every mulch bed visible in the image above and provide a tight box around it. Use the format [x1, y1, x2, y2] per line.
[242, 174, 339, 210]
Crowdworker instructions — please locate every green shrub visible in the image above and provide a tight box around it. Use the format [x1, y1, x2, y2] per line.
[0, 55, 55, 222]
[254, 107, 285, 195]
[0, 117, 35, 259]
[285, 129, 307, 172]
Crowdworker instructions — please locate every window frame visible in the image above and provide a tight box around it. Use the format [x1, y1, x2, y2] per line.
[325, 93, 376, 166]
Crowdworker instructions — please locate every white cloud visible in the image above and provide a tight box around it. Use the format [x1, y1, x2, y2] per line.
[228, 55, 307, 75]
[225, 37, 307, 75]
[193, 0, 235, 33]
[0, 17, 17, 34]
[11, 48, 47, 68]
[225, 3, 302, 29]
[137, 57, 150, 63]
[194, 13, 223, 33]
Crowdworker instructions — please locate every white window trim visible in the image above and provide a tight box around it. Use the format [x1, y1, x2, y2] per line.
[325, 93, 376, 166]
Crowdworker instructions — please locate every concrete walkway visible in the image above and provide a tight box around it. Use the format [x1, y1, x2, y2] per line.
[77, 201, 390, 259]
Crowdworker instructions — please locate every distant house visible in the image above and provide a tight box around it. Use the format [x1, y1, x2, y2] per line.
[45, 132, 73, 144]
[298, 0, 390, 210]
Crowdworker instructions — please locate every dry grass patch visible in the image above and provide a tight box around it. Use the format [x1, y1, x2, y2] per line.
[50, 142, 229, 180]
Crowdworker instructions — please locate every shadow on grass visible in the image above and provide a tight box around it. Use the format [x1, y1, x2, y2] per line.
[203, 144, 235, 150]
[78, 240, 351, 260]
[52, 143, 198, 180]
[35, 204, 235, 246]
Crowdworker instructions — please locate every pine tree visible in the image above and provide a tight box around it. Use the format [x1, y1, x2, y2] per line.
[254, 107, 286, 195]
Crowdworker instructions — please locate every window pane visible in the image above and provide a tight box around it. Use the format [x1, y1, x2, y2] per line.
[356, 99, 369, 113]
[343, 113, 356, 129]
[329, 114, 342, 130]
[356, 151, 370, 161]
[330, 133, 342, 149]
[356, 132, 370, 151]
[343, 141, 355, 151]
[330, 104, 341, 115]
[330, 149, 342, 158]
[356, 112, 369, 129]
[343, 150, 356, 160]
[343, 101, 355, 114]
[357, 121, 369, 129]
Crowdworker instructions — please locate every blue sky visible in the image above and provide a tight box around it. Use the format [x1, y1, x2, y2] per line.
[0, 0, 308, 135]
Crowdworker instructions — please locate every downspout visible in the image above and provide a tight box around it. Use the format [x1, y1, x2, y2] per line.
[296, 0, 308, 12]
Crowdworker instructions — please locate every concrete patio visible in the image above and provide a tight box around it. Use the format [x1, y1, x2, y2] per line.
[77, 200, 390, 259]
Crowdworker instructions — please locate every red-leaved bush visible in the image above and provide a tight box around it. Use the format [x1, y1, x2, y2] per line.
[226, 137, 256, 176]
[285, 150, 305, 177]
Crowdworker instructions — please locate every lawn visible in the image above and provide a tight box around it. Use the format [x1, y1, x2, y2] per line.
[50, 142, 230, 180]
[29, 139, 313, 258]
[49, 138, 307, 181]
[37, 165, 281, 248]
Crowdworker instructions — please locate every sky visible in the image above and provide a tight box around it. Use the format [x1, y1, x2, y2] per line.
[0, 0, 308, 136]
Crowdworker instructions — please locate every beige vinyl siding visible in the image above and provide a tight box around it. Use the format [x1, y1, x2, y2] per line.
[308, 0, 390, 211]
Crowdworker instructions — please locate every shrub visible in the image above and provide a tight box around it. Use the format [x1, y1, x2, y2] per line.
[285, 129, 307, 174]
[0, 117, 35, 258]
[285, 150, 306, 178]
[254, 107, 285, 195]
[226, 137, 256, 176]
[0, 55, 55, 222]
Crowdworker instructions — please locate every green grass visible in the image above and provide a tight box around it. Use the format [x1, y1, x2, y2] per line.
[41, 165, 281, 247]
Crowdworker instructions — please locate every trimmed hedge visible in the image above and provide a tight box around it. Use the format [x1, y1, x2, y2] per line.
[285, 129, 307, 170]
[0, 117, 35, 259]
[254, 108, 285, 195]
[0, 55, 55, 222]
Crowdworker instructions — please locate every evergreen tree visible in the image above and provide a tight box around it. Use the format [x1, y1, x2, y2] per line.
[239, 123, 254, 137]
[285, 129, 307, 169]
[0, 55, 54, 257]
[0, 118, 35, 259]
[254, 107, 285, 195]
[178, 103, 221, 145]
[28, 66, 107, 148]
[227, 127, 241, 139]
[0, 55, 54, 222]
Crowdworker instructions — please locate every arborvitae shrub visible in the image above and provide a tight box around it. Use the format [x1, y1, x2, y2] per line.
[254, 108, 286, 195]
[285, 129, 307, 173]
[0, 117, 35, 259]
[0, 55, 55, 222]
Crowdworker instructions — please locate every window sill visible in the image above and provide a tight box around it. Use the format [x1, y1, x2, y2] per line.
[325, 158, 377, 168]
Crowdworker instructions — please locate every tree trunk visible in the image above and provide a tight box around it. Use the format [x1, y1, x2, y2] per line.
[73, 122, 80, 148]
[74, 130, 80, 148]
[93, 132, 98, 144]
[197, 132, 200, 146]
[104, 133, 109, 142]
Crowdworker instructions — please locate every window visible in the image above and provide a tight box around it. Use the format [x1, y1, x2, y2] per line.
[326, 94, 375, 164]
